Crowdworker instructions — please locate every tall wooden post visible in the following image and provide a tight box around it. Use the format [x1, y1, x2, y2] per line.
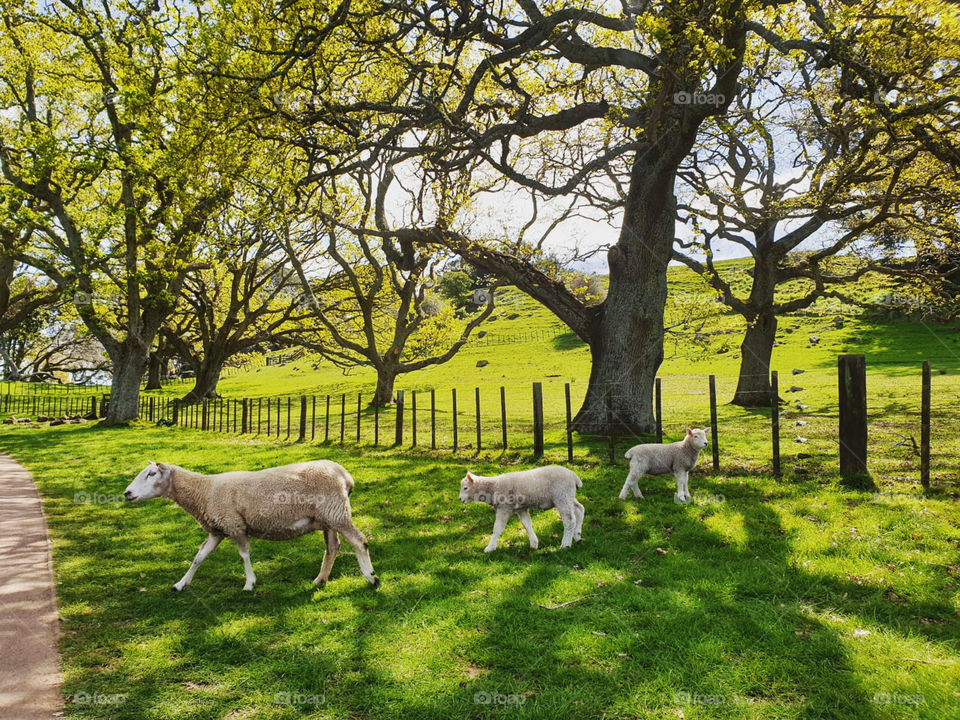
[500, 385, 507, 450]
[532, 382, 544, 459]
[655, 377, 663, 443]
[452, 389, 459, 451]
[356, 392, 362, 444]
[411, 391, 418, 447]
[430, 389, 436, 450]
[565, 383, 573, 463]
[299, 396, 307, 442]
[395, 390, 404, 446]
[708, 375, 719, 471]
[339, 393, 345, 443]
[838, 355, 868, 476]
[921, 361, 930, 490]
[771, 370, 781, 477]
[475, 387, 482, 452]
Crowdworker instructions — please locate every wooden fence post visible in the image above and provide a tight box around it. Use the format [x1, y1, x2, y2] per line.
[771, 370, 781, 477]
[242, 398, 249, 434]
[708, 375, 719, 471]
[411, 390, 418, 447]
[356, 392, 362, 444]
[90, 396, 98, 419]
[430, 389, 436, 450]
[339, 393, 345, 443]
[325, 395, 330, 442]
[475, 387, 482, 452]
[605, 387, 615, 463]
[838, 355, 868, 477]
[921, 361, 930, 490]
[276, 398, 281, 438]
[374, 399, 379, 446]
[565, 382, 573, 463]
[500, 385, 507, 450]
[202, 400, 209, 431]
[452, 389, 458, 451]
[149, 397, 155, 422]
[532, 382, 544, 459]
[257, 398, 262, 435]
[655, 377, 662, 443]
[395, 390, 404, 446]
[171, 399, 179, 425]
[299, 396, 307, 442]
[311, 396, 316, 440]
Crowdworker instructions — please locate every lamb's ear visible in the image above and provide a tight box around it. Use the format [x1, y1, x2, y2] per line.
[704, 428, 711, 435]
[155, 462, 169, 474]
[686, 428, 692, 436]
[466, 472, 475, 483]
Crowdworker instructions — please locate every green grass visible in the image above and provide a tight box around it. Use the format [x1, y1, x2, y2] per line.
[0, 423, 957, 718]
[2, 259, 959, 717]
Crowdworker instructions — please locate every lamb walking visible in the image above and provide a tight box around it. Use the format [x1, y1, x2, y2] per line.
[620, 428, 709, 504]
[459, 466, 584, 552]
[124, 460, 379, 591]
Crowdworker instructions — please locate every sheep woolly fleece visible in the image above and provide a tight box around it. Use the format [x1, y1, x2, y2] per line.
[620, 428, 709, 503]
[459, 465, 585, 552]
[124, 460, 379, 591]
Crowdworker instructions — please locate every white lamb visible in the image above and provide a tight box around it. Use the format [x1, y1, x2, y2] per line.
[620, 428, 709, 504]
[124, 460, 379, 591]
[459, 466, 584, 552]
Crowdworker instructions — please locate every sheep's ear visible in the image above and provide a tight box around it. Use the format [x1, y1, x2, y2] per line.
[686, 428, 692, 436]
[156, 462, 169, 474]
[466, 472, 475, 483]
[704, 428, 711, 435]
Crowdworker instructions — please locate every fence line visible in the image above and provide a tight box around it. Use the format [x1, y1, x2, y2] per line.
[0, 361, 943, 485]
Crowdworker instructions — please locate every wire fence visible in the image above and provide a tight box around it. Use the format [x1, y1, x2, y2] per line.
[2, 359, 953, 487]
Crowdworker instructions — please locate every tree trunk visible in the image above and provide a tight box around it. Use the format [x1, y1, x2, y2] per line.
[182, 354, 224, 403]
[731, 312, 778, 407]
[145, 351, 163, 390]
[106, 343, 148, 424]
[372, 366, 398, 406]
[571, 148, 682, 436]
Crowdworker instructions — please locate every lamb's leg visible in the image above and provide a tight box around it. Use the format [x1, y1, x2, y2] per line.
[173, 533, 222, 591]
[674, 471, 690, 504]
[312, 529, 341, 587]
[233, 534, 256, 591]
[559, 505, 576, 548]
[338, 523, 380, 589]
[572, 500, 585, 541]
[484, 507, 511, 552]
[518, 510, 538, 550]
[681, 471, 691, 503]
[619, 464, 644, 500]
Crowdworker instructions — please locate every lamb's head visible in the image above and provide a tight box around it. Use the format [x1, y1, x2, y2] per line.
[459, 472, 482, 504]
[124, 461, 173, 502]
[685, 428, 709, 451]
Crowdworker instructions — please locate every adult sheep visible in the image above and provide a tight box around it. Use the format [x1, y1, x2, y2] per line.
[124, 460, 379, 591]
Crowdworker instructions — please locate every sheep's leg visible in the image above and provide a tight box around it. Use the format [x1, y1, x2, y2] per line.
[559, 506, 576, 548]
[681, 471, 691, 503]
[518, 510, 538, 550]
[173, 533, 222, 591]
[572, 500, 585, 541]
[338, 524, 380, 589]
[674, 471, 690, 504]
[484, 508, 511, 552]
[312, 529, 340, 587]
[619, 465, 644, 500]
[233, 535, 256, 591]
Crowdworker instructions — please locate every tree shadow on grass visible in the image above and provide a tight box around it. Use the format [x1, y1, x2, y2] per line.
[2, 424, 956, 719]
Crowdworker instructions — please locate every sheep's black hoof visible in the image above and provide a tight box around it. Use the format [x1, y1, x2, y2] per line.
[370, 576, 380, 590]
[172, 584, 183, 592]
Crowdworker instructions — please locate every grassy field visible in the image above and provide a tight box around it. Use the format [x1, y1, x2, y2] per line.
[0, 422, 957, 719]
[1, 259, 959, 718]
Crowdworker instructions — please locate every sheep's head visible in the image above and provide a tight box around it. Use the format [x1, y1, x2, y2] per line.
[459, 472, 478, 504]
[124, 461, 172, 502]
[685, 428, 709, 450]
